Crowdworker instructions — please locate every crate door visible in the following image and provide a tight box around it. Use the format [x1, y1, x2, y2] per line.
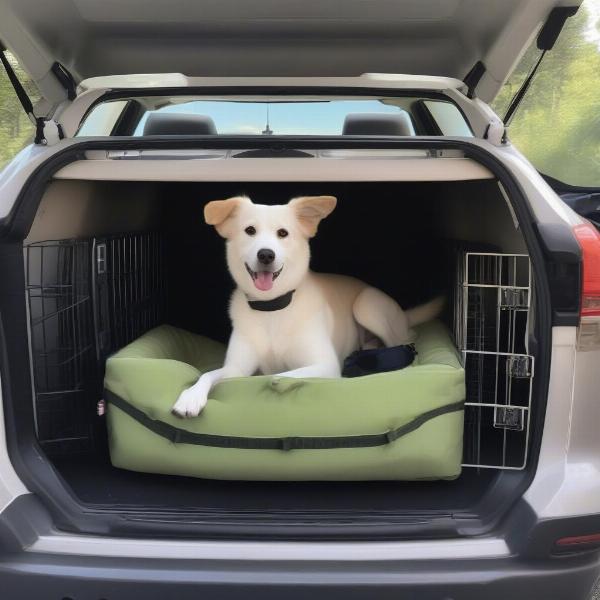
[93, 233, 166, 361]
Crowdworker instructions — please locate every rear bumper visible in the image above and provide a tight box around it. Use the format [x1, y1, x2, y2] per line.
[1, 550, 599, 600]
[1, 496, 600, 599]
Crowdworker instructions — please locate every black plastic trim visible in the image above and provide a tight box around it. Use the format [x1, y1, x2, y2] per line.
[110, 99, 146, 137]
[0, 558, 598, 600]
[0, 136, 554, 541]
[537, 6, 579, 50]
[534, 222, 582, 326]
[50, 62, 77, 101]
[463, 61, 486, 99]
[0, 559, 599, 600]
[535, 222, 582, 264]
[233, 147, 313, 158]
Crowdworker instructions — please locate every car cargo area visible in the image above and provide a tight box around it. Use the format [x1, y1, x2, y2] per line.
[6, 168, 538, 536]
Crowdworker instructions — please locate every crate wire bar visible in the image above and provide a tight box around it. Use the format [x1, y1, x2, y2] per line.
[25, 240, 95, 453]
[25, 233, 165, 456]
[93, 232, 165, 360]
[456, 252, 534, 470]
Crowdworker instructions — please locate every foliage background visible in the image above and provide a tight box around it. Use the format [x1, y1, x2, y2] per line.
[0, 53, 39, 170]
[493, 0, 600, 187]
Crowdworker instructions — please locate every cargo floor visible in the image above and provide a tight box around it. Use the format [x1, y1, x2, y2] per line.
[53, 454, 498, 513]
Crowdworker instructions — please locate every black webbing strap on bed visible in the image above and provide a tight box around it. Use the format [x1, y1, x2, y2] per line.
[104, 389, 464, 451]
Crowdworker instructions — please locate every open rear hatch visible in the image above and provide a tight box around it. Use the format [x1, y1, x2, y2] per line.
[0, 0, 583, 113]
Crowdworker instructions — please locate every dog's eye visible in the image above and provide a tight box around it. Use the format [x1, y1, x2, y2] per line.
[245, 226, 256, 236]
[277, 228, 289, 238]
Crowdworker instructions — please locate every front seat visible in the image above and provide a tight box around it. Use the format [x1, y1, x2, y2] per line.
[342, 112, 416, 136]
[142, 113, 217, 135]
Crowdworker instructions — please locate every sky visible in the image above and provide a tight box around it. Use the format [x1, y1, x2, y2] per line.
[584, 0, 600, 49]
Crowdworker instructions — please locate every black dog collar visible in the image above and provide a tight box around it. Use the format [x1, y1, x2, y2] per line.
[247, 290, 295, 312]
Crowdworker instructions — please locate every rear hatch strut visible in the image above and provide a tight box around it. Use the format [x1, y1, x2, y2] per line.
[0, 45, 72, 145]
[502, 6, 579, 126]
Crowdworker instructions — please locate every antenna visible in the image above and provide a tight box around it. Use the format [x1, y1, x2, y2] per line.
[262, 104, 273, 135]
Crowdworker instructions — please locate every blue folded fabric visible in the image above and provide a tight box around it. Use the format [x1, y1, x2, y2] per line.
[342, 344, 416, 377]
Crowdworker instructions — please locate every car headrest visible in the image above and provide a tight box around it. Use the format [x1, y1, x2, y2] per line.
[342, 112, 416, 136]
[142, 113, 217, 136]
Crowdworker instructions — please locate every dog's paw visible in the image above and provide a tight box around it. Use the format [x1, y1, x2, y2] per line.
[171, 387, 207, 418]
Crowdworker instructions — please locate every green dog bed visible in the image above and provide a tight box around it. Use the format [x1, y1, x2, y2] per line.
[104, 320, 465, 481]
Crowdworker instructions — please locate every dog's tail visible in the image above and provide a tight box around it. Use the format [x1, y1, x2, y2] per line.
[405, 296, 445, 327]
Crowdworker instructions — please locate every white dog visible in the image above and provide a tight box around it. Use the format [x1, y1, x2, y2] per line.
[172, 195, 442, 417]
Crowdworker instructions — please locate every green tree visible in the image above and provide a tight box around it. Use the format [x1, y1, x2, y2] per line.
[493, 0, 600, 187]
[0, 52, 38, 170]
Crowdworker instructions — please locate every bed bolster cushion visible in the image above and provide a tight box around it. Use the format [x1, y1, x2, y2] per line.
[104, 320, 465, 481]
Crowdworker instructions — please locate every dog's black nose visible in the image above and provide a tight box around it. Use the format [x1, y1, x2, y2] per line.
[257, 248, 275, 265]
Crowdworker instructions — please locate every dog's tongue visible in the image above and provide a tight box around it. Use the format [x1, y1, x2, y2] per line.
[254, 271, 274, 291]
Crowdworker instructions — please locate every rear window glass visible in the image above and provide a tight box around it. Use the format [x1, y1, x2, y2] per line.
[76, 96, 472, 138]
[77, 100, 128, 136]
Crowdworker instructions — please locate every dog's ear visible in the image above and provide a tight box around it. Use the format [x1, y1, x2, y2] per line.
[204, 196, 252, 238]
[289, 196, 337, 237]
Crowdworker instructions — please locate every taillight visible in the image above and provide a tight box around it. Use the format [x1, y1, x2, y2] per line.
[573, 222, 600, 350]
[556, 532, 600, 546]
[554, 532, 600, 555]
[573, 222, 600, 317]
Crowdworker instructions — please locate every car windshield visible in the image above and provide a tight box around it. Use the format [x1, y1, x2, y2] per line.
[76, 96, 473, 138]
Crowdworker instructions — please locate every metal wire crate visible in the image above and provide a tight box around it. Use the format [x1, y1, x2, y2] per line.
[25, 240, 96, 454]
[455, 252, 534, 470]
[93, 232, 166, 361]
[25, 233, 165, 456]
